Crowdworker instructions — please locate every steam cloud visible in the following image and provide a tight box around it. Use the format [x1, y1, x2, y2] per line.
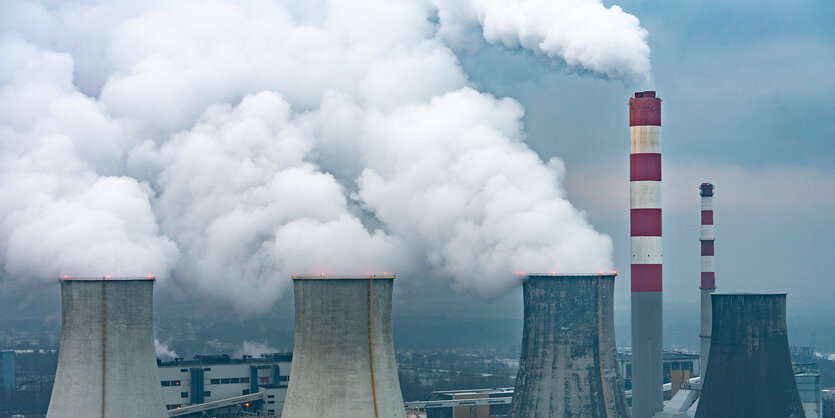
[0, 0, 647, 311]
[155, 339, 178, 360]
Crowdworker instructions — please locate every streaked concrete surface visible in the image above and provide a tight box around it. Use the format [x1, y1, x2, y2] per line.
[511, 274, 629, 418]
[696, 294, 804, 418]
[47, 279, 167, 418]
[282, 276, 406, 418]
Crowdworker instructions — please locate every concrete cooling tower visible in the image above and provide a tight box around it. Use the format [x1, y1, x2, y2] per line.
[281, 275, 406, 418]
[510, 274, 629, 418]
[695, 294, 804, 418]
[47, 277, 167, 418]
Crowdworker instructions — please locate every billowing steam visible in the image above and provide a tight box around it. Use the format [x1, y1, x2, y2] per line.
[0, 0, 647, 311]
[433, 0, 650, 82]
[155, 339, 178, 360]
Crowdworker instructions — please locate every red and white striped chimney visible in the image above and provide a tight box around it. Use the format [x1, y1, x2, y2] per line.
[629, 91, 663, 418]
[699, 182, 715, 380]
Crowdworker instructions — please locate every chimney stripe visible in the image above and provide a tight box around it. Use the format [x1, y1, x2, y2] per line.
[629, 154, 662, 181]
[631, 264, 662, 292]
[630, 209, 662, 236]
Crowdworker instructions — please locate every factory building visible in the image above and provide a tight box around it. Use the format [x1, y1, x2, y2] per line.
[510, 273, 629, 417]
[823, 389, 835, 418]
[0, 351, 14, 393]
[793, 363, 821, 418]
[157, 353, 290, 416]
[418, 388, 513, 418]
[618, 351, 699, 396]
[282, 275, 406, 418]
[47, 277, 168, 418]
[630, 90, 665, 418]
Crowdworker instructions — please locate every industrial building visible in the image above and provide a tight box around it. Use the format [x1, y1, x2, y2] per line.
[0, 350, 13, 393]
[281, 275, 406, 418]
[630, 90, 664, 418]
[618, 351, 699, 396]
[510, 273, 629, 417]
[793, 363, 821, 418]
[406, 387, 512, 418]
[47, 277, 168, 418]
[157, 353, 290, 416]
[823, 389, 835, 418]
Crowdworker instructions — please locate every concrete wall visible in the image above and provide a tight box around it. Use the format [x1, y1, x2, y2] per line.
[47, 279, 168, 418]
[281, 277, 405, 418]
[510, 274, 629, 418]
[696, 294, 805, 418]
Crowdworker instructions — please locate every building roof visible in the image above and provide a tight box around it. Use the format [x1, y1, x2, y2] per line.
[158, 353, 292, 367]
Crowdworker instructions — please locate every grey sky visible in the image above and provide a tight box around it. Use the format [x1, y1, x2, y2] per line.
[458, 0, 834, 317]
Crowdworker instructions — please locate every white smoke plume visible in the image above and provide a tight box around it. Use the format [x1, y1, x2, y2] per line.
[432, 0, 651, 82]
[0, 0, 645, 311]
[234, 341, 280, 358]
[155, 338, 178, 360]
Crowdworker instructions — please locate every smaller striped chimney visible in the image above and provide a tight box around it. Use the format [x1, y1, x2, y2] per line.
[699, 183, 715, 380]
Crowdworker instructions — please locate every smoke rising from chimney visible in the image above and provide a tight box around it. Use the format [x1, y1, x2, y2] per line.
[0, 0, 648, 311]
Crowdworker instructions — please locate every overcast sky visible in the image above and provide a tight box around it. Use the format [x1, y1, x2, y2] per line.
[0, 0, 833, 337]
[463, 0, 835, 318]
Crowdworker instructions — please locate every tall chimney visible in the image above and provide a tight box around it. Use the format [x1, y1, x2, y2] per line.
[510, 274, 630, 418]
[699, 183, 715, 380]
[282, 275, 406, 418]
[47, 277, 168, 418]
[696, 294, 805, 418]
[629, 91, 663, 417]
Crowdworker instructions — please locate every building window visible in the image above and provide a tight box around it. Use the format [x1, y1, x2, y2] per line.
[259, 377, 270, 383]
[204, 391, 211, 397]
[161, 381, 170, 387]
[243, 389, 250, 395]
[180, 368, 188, 373]
[231, 378, 240, 384]
[203, 367, 211, 371]
[267, 400, 274, 404]
[221, 378, 230, 384]
[267, 395, 275, 399]
[180, 392, 188, 398]
[166, 404, 181, 410]
[210, 378, 220, 384]
[240, 377, 249, 383]
[279, 376, 289, 381]
[172, 380, 181, 386]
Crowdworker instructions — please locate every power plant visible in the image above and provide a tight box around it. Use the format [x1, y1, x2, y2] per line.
[46, 277, 168, 418]
[510, 274, 630, 418]
[18, 91, 814, 418]
[695, 294, 805, 418]
[698, 183, 715, 380]
[629, 90, 664, 418]
[281, 275, 406, 418]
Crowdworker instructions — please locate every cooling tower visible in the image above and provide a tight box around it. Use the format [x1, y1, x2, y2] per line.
[695, 294, 805, 418]
[629, 90, 664, 418]
[47, 277, 167, 418]
[282, 275, 406, 418]
[510, 274, 630, 418]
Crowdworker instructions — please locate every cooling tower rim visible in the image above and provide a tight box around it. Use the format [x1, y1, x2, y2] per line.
[291, 274, 396, 280]
[59, 275, 155, 282]
[712, 292, 786, 296]
[524, 273, 617, 279]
